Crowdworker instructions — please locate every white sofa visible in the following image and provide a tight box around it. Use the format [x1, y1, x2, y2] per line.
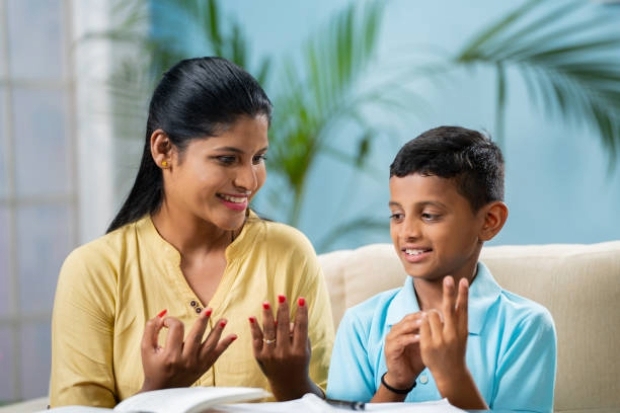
[4, 241, 619, 412]
[318, 241, 620, 413]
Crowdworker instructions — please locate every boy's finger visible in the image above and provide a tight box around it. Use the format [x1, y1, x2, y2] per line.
[418, 313, 430, 350]
[426, 310, 443, 345]
[442, 276, 456, 331]
[456, 278, 469, 334]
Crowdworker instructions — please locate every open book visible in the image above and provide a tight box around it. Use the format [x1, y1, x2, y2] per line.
[209, 394, 466, 412]
[39, 387, 270, 413]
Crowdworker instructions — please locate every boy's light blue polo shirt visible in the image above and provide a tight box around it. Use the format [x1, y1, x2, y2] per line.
[326, 262, 556, 413]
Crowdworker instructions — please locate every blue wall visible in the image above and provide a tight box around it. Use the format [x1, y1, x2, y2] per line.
[181, 0, 620, 251]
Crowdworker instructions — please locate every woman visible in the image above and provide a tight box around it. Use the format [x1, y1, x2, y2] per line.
[49, 57, 334, 407]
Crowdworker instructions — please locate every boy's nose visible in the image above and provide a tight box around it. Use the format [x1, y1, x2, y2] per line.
[400, 218, 421, 240]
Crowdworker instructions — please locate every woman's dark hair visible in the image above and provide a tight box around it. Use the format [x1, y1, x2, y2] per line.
[106, 56, 272, 233]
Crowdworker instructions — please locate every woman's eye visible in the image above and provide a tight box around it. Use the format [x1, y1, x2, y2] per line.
[217, 156, 236, 165]
[253, 154, 267, 164]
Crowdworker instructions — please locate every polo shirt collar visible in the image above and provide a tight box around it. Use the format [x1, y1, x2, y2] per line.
[385, 262, 502, 335]
[386, 276, 419, 326]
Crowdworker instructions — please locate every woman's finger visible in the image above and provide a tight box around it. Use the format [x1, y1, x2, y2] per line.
[183, 308, 212, 357]
[261, 301, 277, 348]
[275, 295, 291, 347]
[212, 334, 238, 356]
[292, 297, 308, 349]
[199, 318, 227, 357]
[163, 317, 185, 355]
[141, 311, 166, 354]
[248, 316, 263, 352]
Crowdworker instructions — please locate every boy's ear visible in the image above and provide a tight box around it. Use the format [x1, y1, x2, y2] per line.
[479, 201, 508, 242]
[150, 129, 173, 167]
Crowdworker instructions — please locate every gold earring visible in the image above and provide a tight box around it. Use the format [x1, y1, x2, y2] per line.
[161, 160, 168, 168]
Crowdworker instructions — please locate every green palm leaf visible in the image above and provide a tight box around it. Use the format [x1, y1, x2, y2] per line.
[454, 0, 620, 166]
[265, 0, 425, 227]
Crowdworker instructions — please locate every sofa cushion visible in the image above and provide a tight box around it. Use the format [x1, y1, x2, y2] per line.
[318, 241, 620, 413]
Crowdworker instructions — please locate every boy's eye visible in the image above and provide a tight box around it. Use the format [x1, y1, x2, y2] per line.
[421, 212, 439, 221]
[389, 213, 404, 221]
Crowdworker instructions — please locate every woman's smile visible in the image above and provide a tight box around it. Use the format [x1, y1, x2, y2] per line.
[218, 192, 249, 211]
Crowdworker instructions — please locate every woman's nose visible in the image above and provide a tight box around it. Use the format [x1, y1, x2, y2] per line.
[233, 163, 257, 191]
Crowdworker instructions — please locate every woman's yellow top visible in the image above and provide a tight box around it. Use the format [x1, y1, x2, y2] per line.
[49, 213, 334, 407]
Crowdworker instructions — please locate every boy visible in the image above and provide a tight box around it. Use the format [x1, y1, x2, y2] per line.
[326, 126, 556, 412]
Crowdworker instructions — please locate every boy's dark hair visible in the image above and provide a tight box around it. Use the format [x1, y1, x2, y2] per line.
[389, 126, 504, 212]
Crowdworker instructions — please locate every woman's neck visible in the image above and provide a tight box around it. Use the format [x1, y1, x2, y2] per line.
[150, 208, 235, 256]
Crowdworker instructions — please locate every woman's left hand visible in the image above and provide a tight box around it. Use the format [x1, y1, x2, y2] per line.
[249, 295, 319, 400]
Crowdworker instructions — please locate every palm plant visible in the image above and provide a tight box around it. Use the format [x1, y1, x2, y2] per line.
[259, 1, 429, 250]
[82, 0, 620, 251]
[83, 0, 423, 251]
[453, 0, 620, 167]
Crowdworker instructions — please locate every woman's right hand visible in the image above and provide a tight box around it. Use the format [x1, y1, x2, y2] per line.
[139, 309, 237, 392]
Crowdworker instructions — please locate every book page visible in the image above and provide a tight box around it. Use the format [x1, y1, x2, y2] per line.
[207, 394, 343, 413]
[114, 387, 270, 413]
[207, 394, 466, 413]
[35, 406, 112, 413]
[365, 398, 466, 412]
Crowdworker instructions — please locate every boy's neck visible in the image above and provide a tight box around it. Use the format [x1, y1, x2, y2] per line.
[413, 264, 478, 312]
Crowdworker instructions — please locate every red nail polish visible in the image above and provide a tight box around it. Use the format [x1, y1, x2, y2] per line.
[262, 302, 270, 310]
[219, 320, 227, 328]
[249, 316, 256, 324]
[231, 334, 238, 341]
[298, 297, 305, 307]
[157, 309, 168, 318]
[278, 294, 286, 304]
[204, 308, 213, 317]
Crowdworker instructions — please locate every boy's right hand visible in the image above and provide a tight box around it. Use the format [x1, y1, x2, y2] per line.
[139, 309, 237, 392]
[382, 312, 426, 391]
[419, 276, 469, 381]
[418, 276, 487, 410]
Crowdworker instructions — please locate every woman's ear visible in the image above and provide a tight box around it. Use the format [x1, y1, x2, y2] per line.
[150, 129, 172, 169]
[479, 201, 509, 242]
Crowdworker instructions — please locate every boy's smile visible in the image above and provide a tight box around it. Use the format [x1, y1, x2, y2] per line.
[388, 173, 485, 284]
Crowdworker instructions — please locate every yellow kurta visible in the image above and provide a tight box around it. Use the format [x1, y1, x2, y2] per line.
[49, 213, 334, 407]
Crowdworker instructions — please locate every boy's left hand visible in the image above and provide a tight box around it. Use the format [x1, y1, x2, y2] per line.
[419, 276, 469, 385]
